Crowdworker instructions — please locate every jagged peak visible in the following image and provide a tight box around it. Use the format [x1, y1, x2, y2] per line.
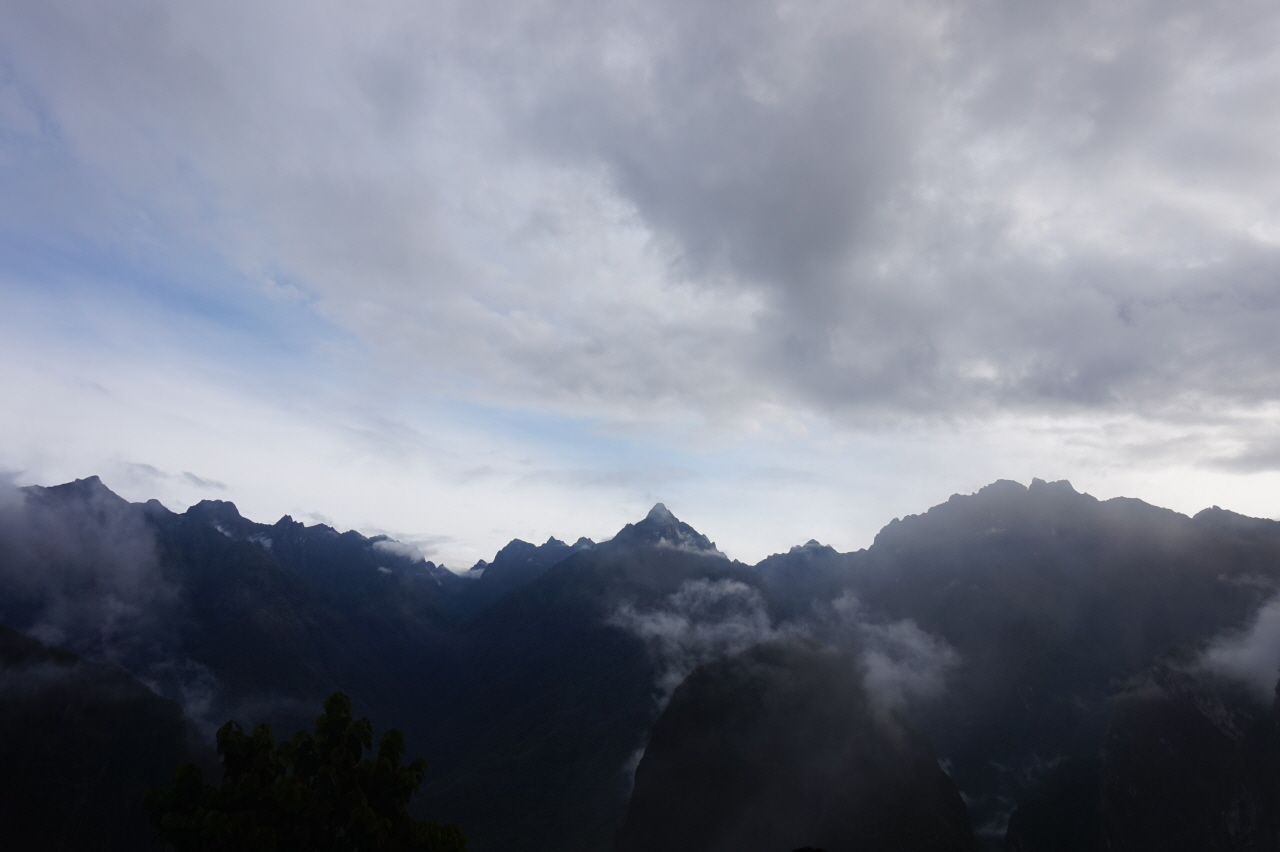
[611, 503, 725, 557]
[647, 503, 676, 523]
[33, 475, 129, 507]
[186, 499, 243, 522]
[788, 539, 834, 555]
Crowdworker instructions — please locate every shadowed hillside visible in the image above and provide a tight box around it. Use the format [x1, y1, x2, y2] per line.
[617, 637, 975, 852]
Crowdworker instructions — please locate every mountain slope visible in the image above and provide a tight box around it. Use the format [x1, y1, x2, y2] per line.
[0, 625, 214, 852]
[6, 476, 1280, 851]
[752, 479, 1280, 843]
[617, 636, 975, 852]
[418, 507, 763, 852]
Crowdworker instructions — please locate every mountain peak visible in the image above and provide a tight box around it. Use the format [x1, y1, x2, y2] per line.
[611, 503, 725, 557]
[185, 499, 244, 527]
[788, 539, 834, 555]
[647, 503, 676, 522]
[33, 475, 129, 508]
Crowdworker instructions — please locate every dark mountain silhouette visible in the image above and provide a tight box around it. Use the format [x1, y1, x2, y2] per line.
[152, 496, 461, 726]
[754, 479, 1280, 843]
[1005, 663, 1280, 851]
[4, 476, 1280, 850]
[0, 624, 214, 851]
[617, 637, 975, 852]
[417, 510, 764, 851]
[609, 502, 723, 554]
[453, 534, 594, 619]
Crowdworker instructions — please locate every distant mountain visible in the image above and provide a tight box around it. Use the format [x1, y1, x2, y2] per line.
[609, 502, 724, 555]
[617, 637, 975, 852]
[453, 534, 594, 619]
[2, 475, 463, 733]
[4, 475, 1280, 850]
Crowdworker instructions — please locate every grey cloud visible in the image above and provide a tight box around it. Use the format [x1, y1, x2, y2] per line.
[808, 591, 959, 716]
[372, 538, 424, 560]
[182, 472, 227, 490]
[1208, 441, 1280, 475]
[489, 0, 1280, 418]
[3, 1, 1280, 430]
[123, 462, 226, 492]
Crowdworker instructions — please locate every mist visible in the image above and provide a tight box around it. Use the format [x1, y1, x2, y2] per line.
[0, 478, 173, 664]
[1197, 594, 1280, 699]
[610, 578, 958, 718]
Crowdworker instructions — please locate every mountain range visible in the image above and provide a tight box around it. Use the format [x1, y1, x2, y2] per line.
[2, 476, 1280, 850]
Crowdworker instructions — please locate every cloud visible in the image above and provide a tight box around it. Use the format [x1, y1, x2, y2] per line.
[0, 477, 231, 727]
[609, 578, 790, 706]
[610, 579, 958, 717]
[2, 0, 1279, 433]
[0, 478, 173, 663]
[123, 463, 227, 492]
[819, 592, 959, 715]
[1197, 594, 1280, 699]
[5, 1, 1280, 564]
[182, 472, 227, 490]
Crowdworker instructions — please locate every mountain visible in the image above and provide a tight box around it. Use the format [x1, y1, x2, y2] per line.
[753, 478, 1280, 843]
[417, 507, 763, 851]
[617, 637, 975, 852]
[609, 502, 724, 555]
[0, 624, 214, 852]
[1005, 663, 1280, 851]
[5, 475, 1280, 850]
[453, 534, 595, 619]
[1, 476, 464, 734]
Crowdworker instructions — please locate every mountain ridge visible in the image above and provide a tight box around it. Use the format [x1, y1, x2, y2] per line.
[5, 475, 1280, 850]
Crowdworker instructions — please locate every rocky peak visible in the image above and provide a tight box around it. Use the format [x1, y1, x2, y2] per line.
[610, 503, 724, 557]
[185, 499, 244, 525]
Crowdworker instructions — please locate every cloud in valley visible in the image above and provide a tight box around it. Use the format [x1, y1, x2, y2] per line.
[1198, 594, 1280, 699]
[0, 478, 173, 662]
[611, 579, 958, 716]
[610, 579, 787, 706]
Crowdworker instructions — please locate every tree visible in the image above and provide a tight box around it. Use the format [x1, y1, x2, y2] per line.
[145, 692, 466, 851]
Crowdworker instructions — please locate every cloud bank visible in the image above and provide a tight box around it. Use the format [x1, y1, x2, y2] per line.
[610, 579, 958, 716]
[3, 1, 1280, 429]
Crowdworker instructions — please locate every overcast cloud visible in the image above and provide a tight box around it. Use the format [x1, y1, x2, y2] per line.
[2, 1, 1279, 563]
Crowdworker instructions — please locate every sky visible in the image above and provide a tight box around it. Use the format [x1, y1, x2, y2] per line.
[2, 0, 1280, 568]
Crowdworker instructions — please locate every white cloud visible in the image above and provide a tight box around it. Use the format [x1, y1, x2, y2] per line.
[827, 592, 959, 715]
[609, 578, 787, 706]
[610, 579, 958, 719]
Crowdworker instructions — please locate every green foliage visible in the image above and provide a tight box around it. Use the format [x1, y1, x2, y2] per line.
[145, 693, 466, 852]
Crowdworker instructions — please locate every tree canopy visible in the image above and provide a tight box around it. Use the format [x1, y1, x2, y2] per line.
[145, 693, 465, 852]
